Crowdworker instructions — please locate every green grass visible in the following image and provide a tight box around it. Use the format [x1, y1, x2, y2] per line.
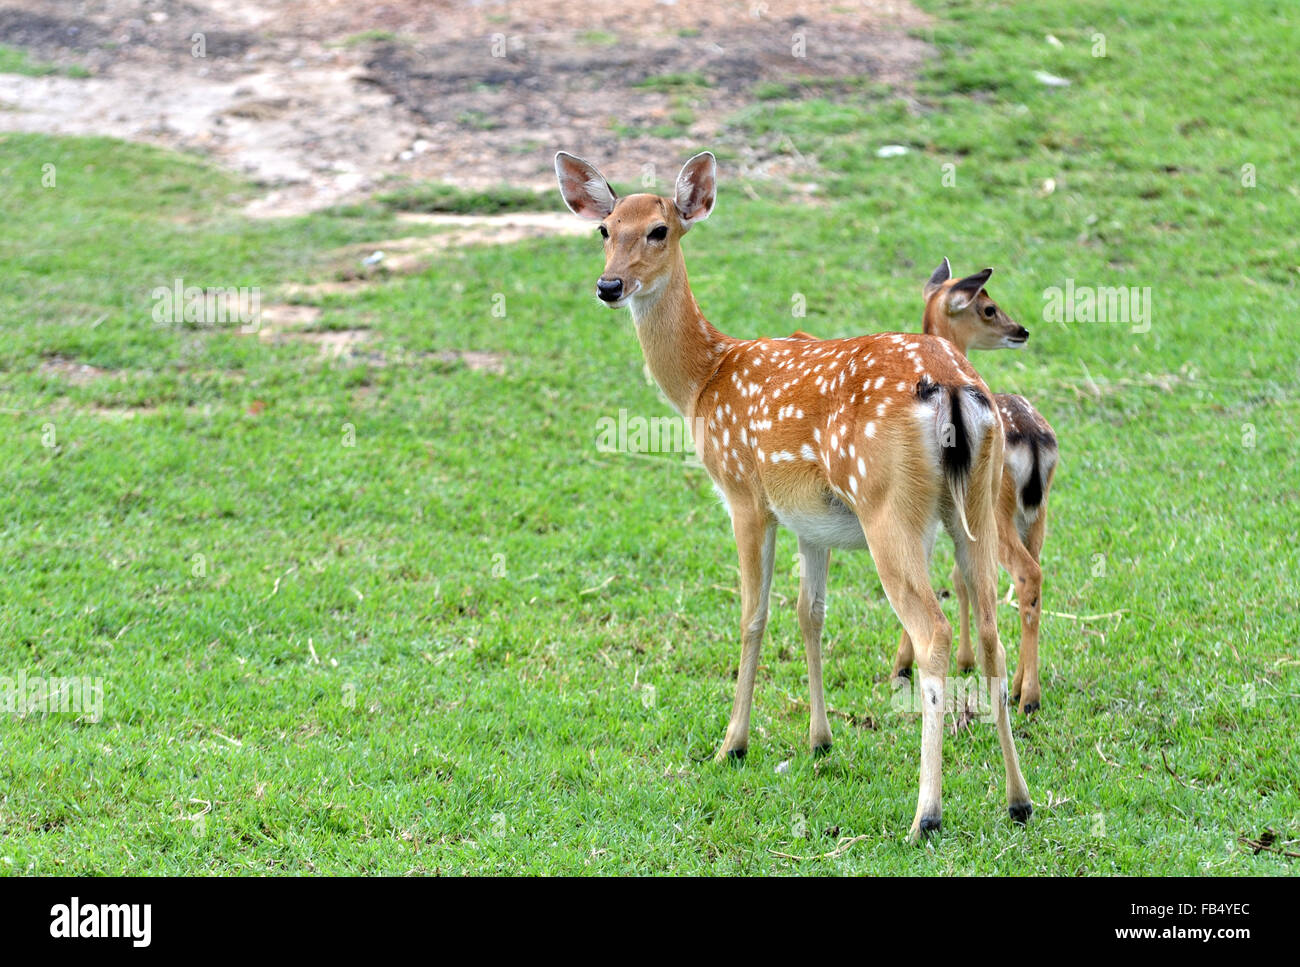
[335, 30, 400, 48]
[367, 181, 557, 216]
[1, 0, 1298, 874]
[0, 43, 89, 78]
[577, 30, 619, 47]
[635, 71, 713, 91]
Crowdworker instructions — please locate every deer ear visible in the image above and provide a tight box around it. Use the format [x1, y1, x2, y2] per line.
[947, 267, 993, 312]
[555, 151, 617, 220]
[924, 257, 952, 299]
[674, 151, 717, 229]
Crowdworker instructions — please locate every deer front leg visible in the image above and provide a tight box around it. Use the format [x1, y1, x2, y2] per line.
[715, 509, 777, 762]
[796, 538, 833, 754]
[1004, 517, 1046, 714]
[951, 563, 976, 672]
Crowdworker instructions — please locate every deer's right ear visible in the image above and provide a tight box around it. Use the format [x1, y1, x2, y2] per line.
[924, 257, 952, 300]
[555, 152, 617, 220]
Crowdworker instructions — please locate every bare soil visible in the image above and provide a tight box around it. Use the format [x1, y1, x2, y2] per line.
[0, 0, 930, 217]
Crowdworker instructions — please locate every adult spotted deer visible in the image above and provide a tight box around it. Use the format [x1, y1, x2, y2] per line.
[555, 150, 1031, 838]
[890, 260, 1059, 714]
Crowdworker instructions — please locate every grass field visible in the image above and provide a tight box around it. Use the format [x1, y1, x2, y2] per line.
[1, 0, 1297, 874]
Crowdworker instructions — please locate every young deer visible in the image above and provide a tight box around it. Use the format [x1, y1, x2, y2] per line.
[891, 260, 1058, 714]
[556, 151, 1031, 838]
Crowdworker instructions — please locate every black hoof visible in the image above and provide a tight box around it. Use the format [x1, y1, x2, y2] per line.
[1009, 802, 1032, 825]
[812, 742, 832, 757]
[726, 747, 747, 762]
[919, 815, 942, 835]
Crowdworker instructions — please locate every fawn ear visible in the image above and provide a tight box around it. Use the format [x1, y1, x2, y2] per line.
[674, 151, 717, 229]
[555, 152, 617, 220]
[947, 267, 993, 312]
[924, 257, 952, 299]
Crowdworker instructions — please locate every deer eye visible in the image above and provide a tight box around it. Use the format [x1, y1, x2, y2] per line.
[983, 305, 996, 318]
[647, 225, 668, 242]
[598, 225, 609, 239]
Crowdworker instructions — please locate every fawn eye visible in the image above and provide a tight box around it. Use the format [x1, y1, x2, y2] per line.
[598, 225, 609, 239]
[647, 225, 668, 242]
[983, 305, 996, 318]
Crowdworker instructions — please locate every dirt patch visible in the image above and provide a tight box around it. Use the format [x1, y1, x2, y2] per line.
[0, 0, 931, 216]
[361, 2, 931, 192]
[336, 212, 591, 270]
[87, 404, 160, 419]
[258, 304, 323, 328]
[259, 327, 373, 360]
[250, 325, 505, 373]
[394, 210, 591, 238]
[279, 211, 594, 297]
[40, 356, 110, 385]
[434, 350, 505, 374]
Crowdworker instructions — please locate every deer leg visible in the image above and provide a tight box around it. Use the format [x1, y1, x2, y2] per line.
[890, 520, 938, 680]
[796, 538, 833, 754]
[1006, 511, 1048, 714]
[952, 527, 1032, 824]
[951, 562, 976, 672]
[715, 508, 777, 762]
[865, 516, 951, 841]
[891, 629, 915, 682]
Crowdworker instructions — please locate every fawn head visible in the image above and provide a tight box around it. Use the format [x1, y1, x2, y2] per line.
[923, 257, 1029, 352]
[555, 151, 716, 308]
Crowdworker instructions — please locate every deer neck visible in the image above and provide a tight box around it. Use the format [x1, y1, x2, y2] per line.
[921, 300, 971, 358]
[627, 250, 731, 418]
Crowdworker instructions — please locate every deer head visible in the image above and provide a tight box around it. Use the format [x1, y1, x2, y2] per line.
[555, 151, 716, 309]
[923, 258, 1029, 353]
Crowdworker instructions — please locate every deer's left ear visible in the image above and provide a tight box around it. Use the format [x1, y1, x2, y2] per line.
[674, 152, 717, 230]
[947, 267, 993, 312]
[924, 257, 952, 300]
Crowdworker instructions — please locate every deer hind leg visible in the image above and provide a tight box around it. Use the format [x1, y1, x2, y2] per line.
[715, 508, 777, 762]
[890, 520, 939, 681]
[1006, 506, 1048, 714]
[864, 514, 951, 840]
[950, 522, 1032, 824]
[891, 629, 915, 682]
[796, 538, 833, 754]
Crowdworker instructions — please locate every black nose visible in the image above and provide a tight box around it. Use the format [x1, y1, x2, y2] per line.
[596, 278, 624, 302]
[1015, 326, 1030, 341]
